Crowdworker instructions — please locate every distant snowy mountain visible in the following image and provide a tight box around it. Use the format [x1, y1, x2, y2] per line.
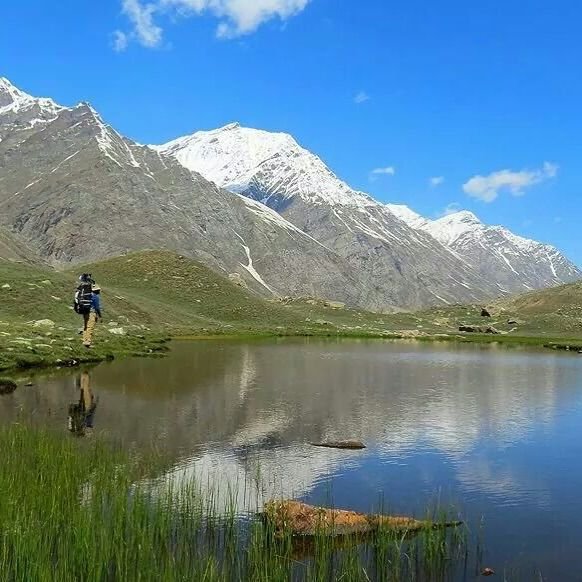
[156, 124, 510, 309]
[157, 123, 581, 299]
[387, 206, 581, 291]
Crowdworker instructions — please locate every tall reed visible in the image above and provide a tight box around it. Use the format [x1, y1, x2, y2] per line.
[0, 425, 470, 581]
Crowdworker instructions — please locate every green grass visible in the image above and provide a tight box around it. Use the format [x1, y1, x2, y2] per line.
[0, 424, 470, 581]
[1, 249, 581, 373]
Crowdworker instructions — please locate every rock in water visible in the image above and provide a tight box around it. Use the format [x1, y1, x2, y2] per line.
[481, 308, 492, 317]
[311, 440, 366, 450]
[264, 501, 460, 537]
[0, 379, 17, 395]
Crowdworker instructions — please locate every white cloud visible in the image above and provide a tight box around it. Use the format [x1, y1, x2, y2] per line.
[117, 0, 312, 48]
[354, 91, 370, 104]
[430, 176, 444, 187]
[112, 30, 129, 52]
[463, 162, 559, 203]
[122, 0, 163, 47]
[370, 166, 395, 181]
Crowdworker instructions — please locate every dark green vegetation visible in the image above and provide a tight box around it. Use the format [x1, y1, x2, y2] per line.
[1, 250, 581, 373]
[0, 424, 468, 581]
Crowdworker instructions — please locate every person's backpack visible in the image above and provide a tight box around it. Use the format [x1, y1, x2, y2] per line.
[74, 274, 94, 315]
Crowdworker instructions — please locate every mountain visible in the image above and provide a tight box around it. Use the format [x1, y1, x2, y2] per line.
[387, 206, 581, 292]
[0, 79, 368, 306]
[159, 124, 580, 303]
[156, 124, 510, 310]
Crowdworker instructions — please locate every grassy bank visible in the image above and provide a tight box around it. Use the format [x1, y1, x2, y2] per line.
[1, 250, 581, 373]
[0, 424, 469, 581]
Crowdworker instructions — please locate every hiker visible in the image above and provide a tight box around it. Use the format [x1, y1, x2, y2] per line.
[74, 274, 102, 348]
[67, 371, 98, 436]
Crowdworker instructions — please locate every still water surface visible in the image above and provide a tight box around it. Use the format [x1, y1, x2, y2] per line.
[3, 338, 582, 579]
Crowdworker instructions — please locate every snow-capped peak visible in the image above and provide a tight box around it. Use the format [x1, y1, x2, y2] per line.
[0, 77, 64, 125]
[154, 124, 376, 208]
[427, 210, 484, 246]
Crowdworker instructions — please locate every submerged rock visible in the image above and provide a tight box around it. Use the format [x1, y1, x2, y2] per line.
[0, 379, 17, 395]
[311, 440, 366, 450]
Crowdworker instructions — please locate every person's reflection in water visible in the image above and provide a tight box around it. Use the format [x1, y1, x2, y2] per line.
[68, 371, 98, 437]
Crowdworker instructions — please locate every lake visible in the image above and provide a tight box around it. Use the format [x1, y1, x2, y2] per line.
[2, 338, 582, 580]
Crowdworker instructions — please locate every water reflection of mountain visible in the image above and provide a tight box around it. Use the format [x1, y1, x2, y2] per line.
[2, 339, 581, 509]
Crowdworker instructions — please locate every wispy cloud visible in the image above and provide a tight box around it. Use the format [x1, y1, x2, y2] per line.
[370, 166, 395, 181]
[463, 162, 558, 203]
[116, 0, 312, 48]
[371, 166, 395, 175]
[429, 176, 444, 187]
[354, 91, 370, 104]
[121, 0, 162, 48]
[112, 30, 129, 52]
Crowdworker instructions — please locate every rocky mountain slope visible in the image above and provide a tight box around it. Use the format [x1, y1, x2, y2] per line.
[388, 206, 581, 292]
[159, 123, 580, 302]
[156, 124, 508, 310]
[0, 78, 370, 306]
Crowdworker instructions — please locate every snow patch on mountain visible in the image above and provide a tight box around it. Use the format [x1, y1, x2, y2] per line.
[384, 204, 430, 229]
[154, 123, 376, 208]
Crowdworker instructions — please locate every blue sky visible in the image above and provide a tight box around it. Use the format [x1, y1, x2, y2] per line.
[2, 0, 581, 263]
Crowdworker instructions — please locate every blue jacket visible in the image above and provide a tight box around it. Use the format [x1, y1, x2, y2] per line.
[91, 294, 102, 317]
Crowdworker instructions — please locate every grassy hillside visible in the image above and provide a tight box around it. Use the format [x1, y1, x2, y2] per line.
[0, 250, 419, 372]
[414, 280, 582, 343]
[1, 250, 581, 372]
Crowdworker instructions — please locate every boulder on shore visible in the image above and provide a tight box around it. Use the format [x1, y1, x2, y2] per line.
[459, 325, 482, 333]
[481, 308, 492, 317]
[485, 326, 501, 335]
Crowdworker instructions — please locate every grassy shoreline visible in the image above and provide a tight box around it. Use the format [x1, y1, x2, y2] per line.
[2, 327, 581, 378]
[1, 249, 580, 375]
